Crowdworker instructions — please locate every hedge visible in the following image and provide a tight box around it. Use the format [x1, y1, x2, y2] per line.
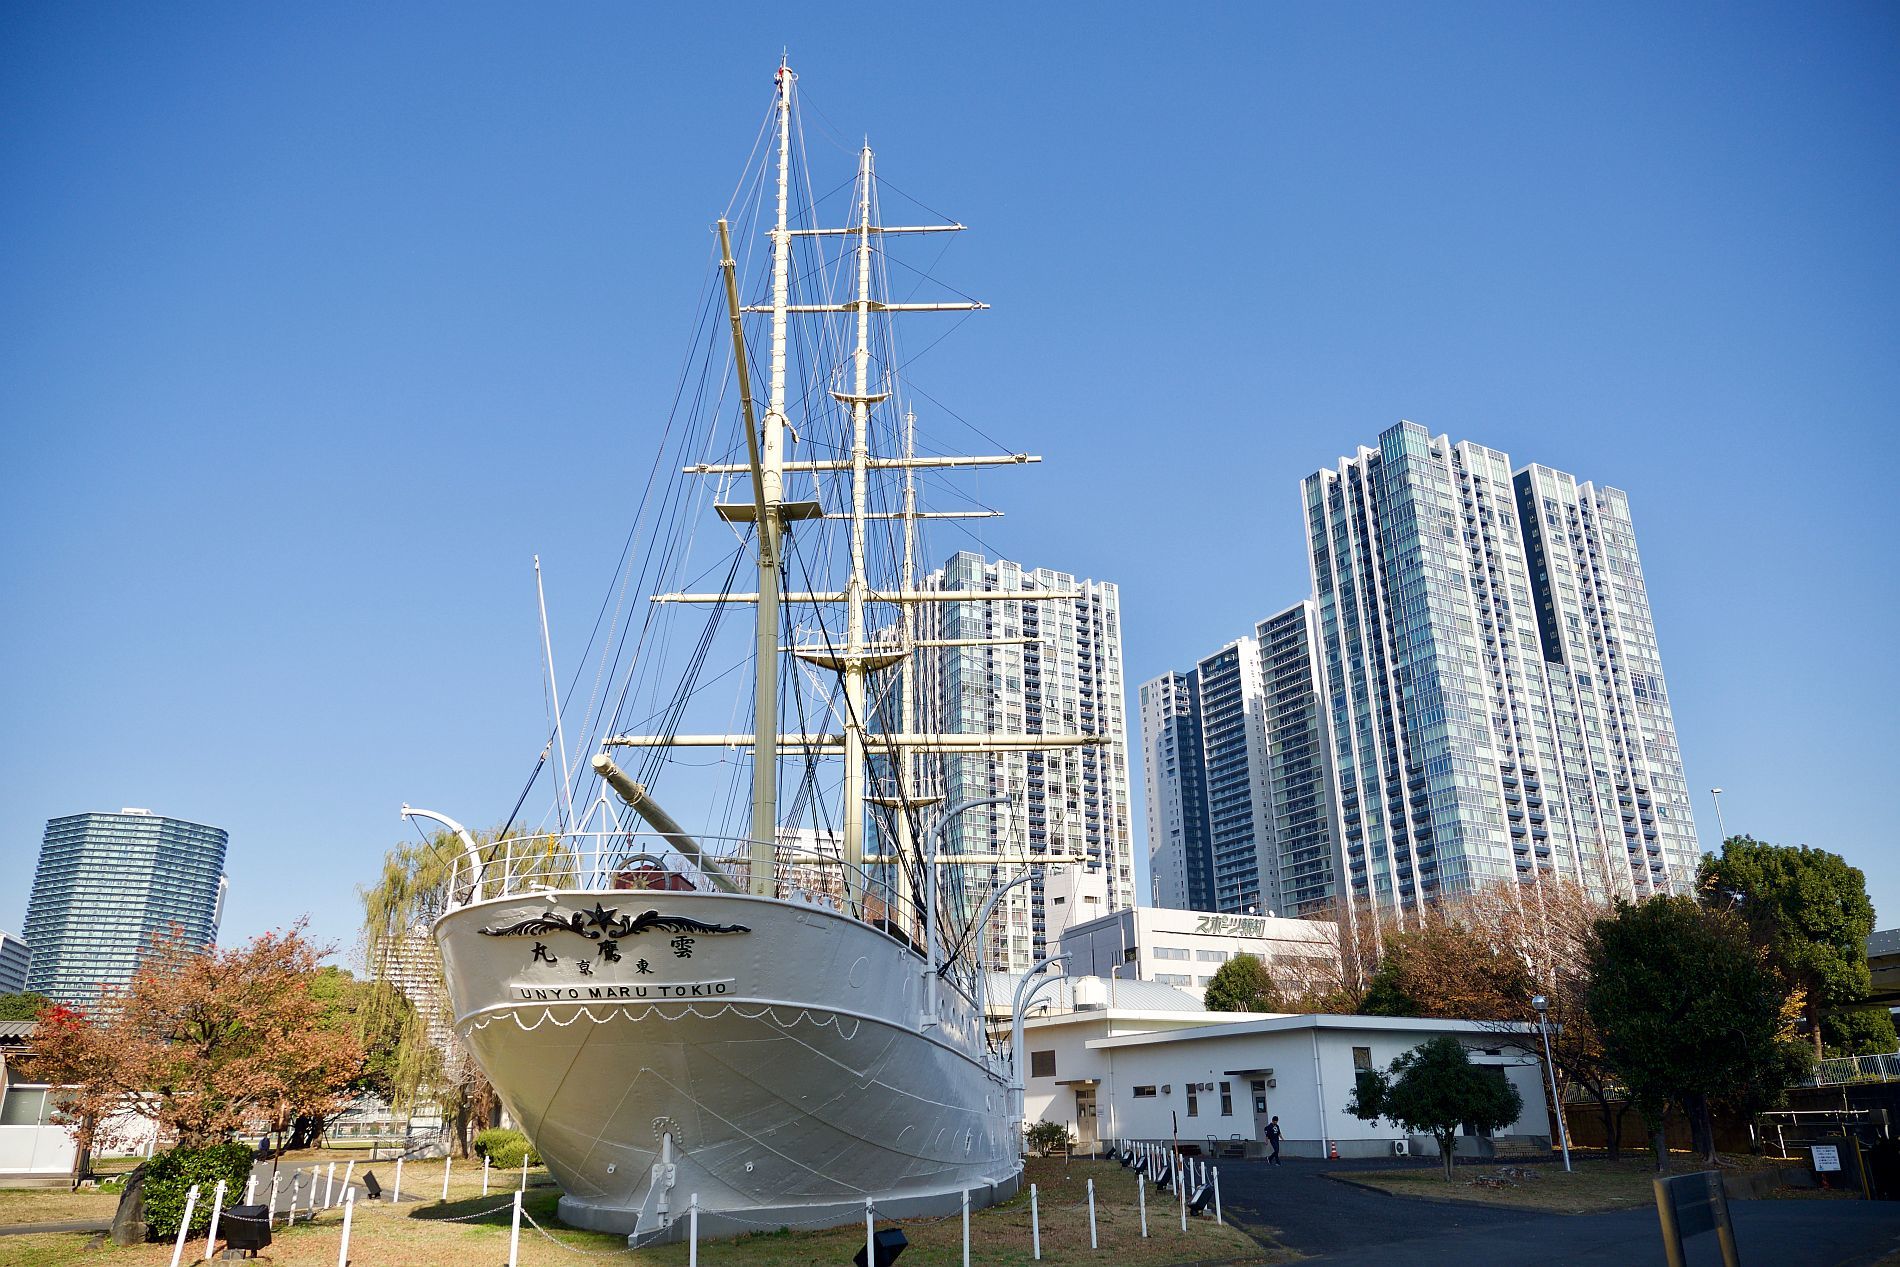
[472, 1127, 540, 1169]
[143, 1142, 257, 1239]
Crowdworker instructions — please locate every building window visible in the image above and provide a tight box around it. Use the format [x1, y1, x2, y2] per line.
[1196, 949, 1229, 962]
[1186, 1087, 1199, 1116]
[0, 1087, 48, 1127]
[1030, 1050, 1056, 1079]
[1153, 946, 1191, 961]
[1133, 1085, 1157, 1098]
[1220, 1082, 1233, 1116]
[1353, 1046, 1373, 1072]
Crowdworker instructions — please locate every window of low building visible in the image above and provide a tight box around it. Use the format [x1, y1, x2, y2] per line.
[1220, 1082, 1233, 1116]
[1030, 1050, 1056, 1079]
[1352, 1046, 1373, 1072]
[1133, 1085, 1157, 1098]
[1186, 1086, 1199, 1116]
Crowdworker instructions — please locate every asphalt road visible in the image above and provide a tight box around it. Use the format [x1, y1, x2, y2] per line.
[1215, 1157, 1900, 1267]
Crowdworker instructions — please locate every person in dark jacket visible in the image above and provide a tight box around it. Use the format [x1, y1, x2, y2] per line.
[1266, 1116, 1282, 1164]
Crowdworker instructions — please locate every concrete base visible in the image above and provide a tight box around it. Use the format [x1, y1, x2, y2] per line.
[556, 1170, 1023, 1244]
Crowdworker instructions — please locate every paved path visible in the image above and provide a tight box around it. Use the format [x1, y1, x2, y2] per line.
[1217, 1157, 1900, 1267]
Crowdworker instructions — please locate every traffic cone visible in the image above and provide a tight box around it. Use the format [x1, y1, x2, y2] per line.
[1328, 1140, 1338, 1160]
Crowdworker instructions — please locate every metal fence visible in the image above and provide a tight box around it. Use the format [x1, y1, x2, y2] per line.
[1805, 1050, 1900, 1087]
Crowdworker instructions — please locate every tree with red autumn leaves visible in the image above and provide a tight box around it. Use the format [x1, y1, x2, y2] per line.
[27, 922, 364, 1160]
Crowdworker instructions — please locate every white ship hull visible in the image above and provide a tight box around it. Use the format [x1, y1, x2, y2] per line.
[436, 889, 1020, 1240]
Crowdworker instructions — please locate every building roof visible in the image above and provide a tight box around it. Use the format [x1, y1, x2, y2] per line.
[0, 1020, 38, 1041]
[1087, 1012, 1540, 1050]
[985, 973, 1210, 1017]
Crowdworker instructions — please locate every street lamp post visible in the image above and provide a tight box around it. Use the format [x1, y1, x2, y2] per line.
[1531, 994, 1572, 1172]
[1011, 954, 1071, 1133]
[1709, 788, 1729, 846]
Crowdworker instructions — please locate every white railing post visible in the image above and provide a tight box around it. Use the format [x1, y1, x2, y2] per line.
[1138, 1174, 1148, 1238]
[1213, 1166, 1223, 1225]
[170, 1184, 200, 1267]
[520, 1152, 529, 1192]
[1087, 1177, 1097, 1249]
[337, 1190, 356, 1267]
[246, 1173, 258, 1206]
[1179, 1157, 1187, 1232]
[1030, 1182, 1041, 1260]
[442, 1155, 452, 1201]
[483, 1155, 490, 1195]
[269, 1173, 281, 1228]
[508, 1188, 523, 1267]
[689, 1192, 700, 1267]
[961, 1188, 970, 1267]
[865, 1197, 876, 1267]
[204, 1177, 227, 1261]
[394, 1157, 403, 1203]
[289, 1174, 302, 1226]
[342, 1159, 355, 1204]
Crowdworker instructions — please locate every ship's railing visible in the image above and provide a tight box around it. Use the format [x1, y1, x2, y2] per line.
[444, 831, 925, 933]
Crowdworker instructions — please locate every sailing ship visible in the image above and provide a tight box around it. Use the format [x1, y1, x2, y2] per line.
[412, 62, 1103, 1241]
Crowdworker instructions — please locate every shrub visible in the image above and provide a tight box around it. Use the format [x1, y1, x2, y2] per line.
[1022, 1120, 1073, 1157]
[473, 1127, 540, 1169]
[143, 1143, 256, 1239]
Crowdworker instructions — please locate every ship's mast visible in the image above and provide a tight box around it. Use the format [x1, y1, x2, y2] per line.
[746, 61, 795, 891]
[839, 144, 881, 894]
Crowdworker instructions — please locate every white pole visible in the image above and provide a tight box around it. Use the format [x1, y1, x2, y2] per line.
[1030, 1183, 1041, 1260]
[689, 1193, 700, 1267]
[1538, 1014, 1574, 1173]
[1213, 1167, 1223, 1225]
[484, 1155, 490, 1195]
[865, 1197, 876, 1267]
[520, 1152, 529, 1192]
[326, 1161, 337, 1209]
[246, 1173, 257, 1206]
[342, 1159, 355, 1204]
[170, 1184, 200, 1267]
[534, 555, 579, 834]
[287, 1174, 300, 1227]
[961, 1188, 971, 1267]
[337, 1190, 356, 1267]
[204, 1177, 227, 1261]
[394, 1157, 403, 1203]
[1138, 1174, 1148, 1238]
[508, 1188, 523, 1267]
[269, 1174, 281, 1228]
[1179, 1158, 1187, 1232]
[1087, 1177, 1097, 1249]
[442, 1155, 452, 1202]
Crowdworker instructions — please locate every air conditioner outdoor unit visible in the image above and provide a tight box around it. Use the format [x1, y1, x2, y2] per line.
[1392, 1139, 1409, 1156]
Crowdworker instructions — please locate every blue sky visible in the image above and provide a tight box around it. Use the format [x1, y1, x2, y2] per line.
[3, 3, 1896, 959]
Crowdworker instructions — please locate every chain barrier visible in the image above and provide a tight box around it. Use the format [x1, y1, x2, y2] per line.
[423, 1197, 524, 1224]
[520, 1206, 647, 1257]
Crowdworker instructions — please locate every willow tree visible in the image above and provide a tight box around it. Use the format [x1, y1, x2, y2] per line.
[359, 827, 573, 1157]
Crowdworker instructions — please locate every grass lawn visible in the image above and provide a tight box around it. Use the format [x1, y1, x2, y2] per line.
[0, 1158, 1279, 1267]
[1338, 1151, 1820, 1214]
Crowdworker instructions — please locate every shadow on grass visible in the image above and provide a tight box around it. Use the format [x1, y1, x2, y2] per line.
[409, 1188, 562, 1227]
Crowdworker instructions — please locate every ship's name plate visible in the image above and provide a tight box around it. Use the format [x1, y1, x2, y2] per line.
[512, 978, 736, 1002]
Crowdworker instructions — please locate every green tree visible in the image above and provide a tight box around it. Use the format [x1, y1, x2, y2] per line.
[0, 991, 49, 1021]
[1203, 953, 1281, 1012]
[1586, 895, 1797, 1168]
[1345, 1035, 1523, 1180]
[1822, 1009, 1898, 1057]
[1698, 838, 1879, 1060]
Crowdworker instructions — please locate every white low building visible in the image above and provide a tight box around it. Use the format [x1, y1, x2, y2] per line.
[1058, 906, 1337, 992]
[1018, 989, 1552, 1161]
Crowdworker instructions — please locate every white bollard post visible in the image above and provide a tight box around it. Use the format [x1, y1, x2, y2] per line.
[1179, 1158, 1187, 1232]
[170, 1184, 200, 1267]
[337, 1190, 356, 1267]
[326, 1161, 337, 1210]
[961, 1188, 971, 1267]
[394, 1157, 403, 1203]
[442, 1154, 452, 1202]
[287, 1174, 300, 1227]
[246, 1173, 258, 1206]
[508, 1188, 522, 1267]
[483, 1155, 491, 1195]
[1138, 1174, 1148, 1238]
[342, 1159, 355, 1203]
[1030, 1183, 1041, 1260]
[520, 1152, 529, 1192]
[865, 1197, 876, 1267]
[1213, 1166, 1222, 1226]
[269, 1173, 281, 1228]
[204, 1177, 227, 1261]
[689, 1192, 700, 1267]
[1087, 1177, 1097, 1249]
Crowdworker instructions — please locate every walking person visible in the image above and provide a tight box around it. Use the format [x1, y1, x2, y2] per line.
[1266, 1115, 1282, 1165]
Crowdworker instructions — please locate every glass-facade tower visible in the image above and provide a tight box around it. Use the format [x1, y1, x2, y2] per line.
[23, 809, 228, 1007]
[1303, 421, 1697, 925]
[1139, 671, 1215, 912]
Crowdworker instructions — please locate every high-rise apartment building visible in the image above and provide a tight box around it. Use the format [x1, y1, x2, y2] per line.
[23, 809, 228, 1007]
[1254, 602, 1342, 916]
[0, 932, 31, 995]
[1303, 421, 1697, 924]
[1140, 606, 1340, 919]
[913, 551, 1135, 973]
[1138, 672, 1214, 912]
